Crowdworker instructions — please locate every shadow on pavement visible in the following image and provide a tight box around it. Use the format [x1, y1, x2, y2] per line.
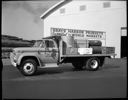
[35, 65, 74, 76]
[103, 64, 120, 69]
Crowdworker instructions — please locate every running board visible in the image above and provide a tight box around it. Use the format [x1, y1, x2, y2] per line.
[40, 63, 59, 68]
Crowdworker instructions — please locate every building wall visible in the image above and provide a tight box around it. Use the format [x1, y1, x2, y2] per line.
[43, 1, 126, 58]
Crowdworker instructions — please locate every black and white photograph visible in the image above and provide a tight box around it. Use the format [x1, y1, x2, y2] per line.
[2, 0, 127, 99]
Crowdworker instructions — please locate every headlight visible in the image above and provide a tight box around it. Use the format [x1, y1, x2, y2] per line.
[12, 50, 22, 62]
[13, 55, 17, 62]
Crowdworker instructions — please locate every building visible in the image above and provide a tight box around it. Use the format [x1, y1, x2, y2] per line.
[40, 0, 127, 58]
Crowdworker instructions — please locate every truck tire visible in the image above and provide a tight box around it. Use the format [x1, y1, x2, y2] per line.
[83, 57, 100, 71]
[19, 59, 37, 76]
[72, 62, 83, 70]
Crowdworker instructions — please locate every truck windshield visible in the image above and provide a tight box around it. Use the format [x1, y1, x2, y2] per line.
[33, 41, 42, 47]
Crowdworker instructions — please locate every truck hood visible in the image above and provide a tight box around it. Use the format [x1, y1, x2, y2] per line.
[13, 47, 41, 52]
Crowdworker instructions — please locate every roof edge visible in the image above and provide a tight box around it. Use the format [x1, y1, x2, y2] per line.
[40, 0, 72, 19]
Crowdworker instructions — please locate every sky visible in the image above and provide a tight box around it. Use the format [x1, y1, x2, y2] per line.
[2, 0, 60, 40]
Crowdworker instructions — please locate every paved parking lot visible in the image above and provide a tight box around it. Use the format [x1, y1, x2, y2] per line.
[2, 58, 127, 99]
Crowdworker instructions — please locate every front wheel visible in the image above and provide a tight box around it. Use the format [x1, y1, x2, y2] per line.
[83, 57, 100, 71]
[19, 59, 37, 76]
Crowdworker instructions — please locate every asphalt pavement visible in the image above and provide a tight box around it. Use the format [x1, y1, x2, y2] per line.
[2, 58, 127, 99]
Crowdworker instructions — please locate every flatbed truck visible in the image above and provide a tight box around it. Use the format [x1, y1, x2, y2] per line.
[10, 36, 116, 76]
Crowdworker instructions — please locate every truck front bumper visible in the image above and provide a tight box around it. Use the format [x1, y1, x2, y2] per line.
[10, 53, 17, 67]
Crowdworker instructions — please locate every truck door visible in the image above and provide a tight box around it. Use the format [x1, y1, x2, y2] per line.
[44, 39, 59, 63]
[37, 40, 47, 65]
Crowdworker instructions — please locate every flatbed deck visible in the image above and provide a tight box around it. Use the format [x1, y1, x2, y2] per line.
[61, 53, 116, 58]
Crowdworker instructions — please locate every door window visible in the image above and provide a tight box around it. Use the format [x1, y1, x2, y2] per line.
[45, 40, 55, 48]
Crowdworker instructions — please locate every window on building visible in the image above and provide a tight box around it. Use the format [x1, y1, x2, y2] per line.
[103, 2, 111, 8]
[60, 8, 65, 14]
[80, 5, 86, 11]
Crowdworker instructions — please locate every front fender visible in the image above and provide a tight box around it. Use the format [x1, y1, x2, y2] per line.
[17, 53, 42, 66]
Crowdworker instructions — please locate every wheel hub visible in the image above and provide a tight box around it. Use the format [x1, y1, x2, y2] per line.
[90, 60, 98, 69]
[23, 63, 34, 74]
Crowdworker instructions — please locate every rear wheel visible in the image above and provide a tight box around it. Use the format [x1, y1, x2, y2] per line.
[19, 59, 37, 76]
[83, 57, 100, 71]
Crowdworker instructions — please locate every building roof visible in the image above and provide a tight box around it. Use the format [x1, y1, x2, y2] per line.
[40, 0, 72, 19]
